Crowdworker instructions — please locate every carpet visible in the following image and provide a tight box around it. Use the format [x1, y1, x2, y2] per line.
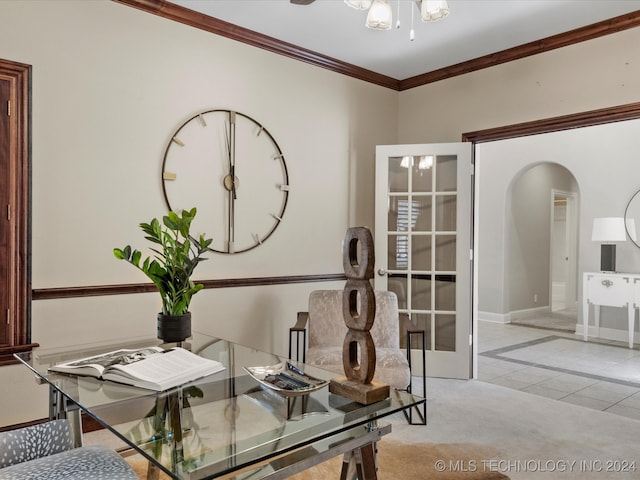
[126, 439, 510, 479]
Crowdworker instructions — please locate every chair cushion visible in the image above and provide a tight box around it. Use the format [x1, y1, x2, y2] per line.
[0, 445, 138, 480]
[306, 289, 411, 390]
[307, 346, 411, 390]
[308, 290, 401, 349]
[0, 419, 74, 468]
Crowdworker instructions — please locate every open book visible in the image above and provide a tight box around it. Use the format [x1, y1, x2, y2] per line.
[49, 346, 225, 391]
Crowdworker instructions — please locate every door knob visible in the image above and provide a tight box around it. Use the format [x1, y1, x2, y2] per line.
[377, 268, 387, 276]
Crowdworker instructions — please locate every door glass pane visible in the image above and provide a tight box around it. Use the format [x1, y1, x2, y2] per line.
[411, 234, 431, 270]
[388, 274, 408, 309]
[413, 197, 432, 232]
[434, 274, 456, 311]
[410, 313, 432, 351]
[388, 196, 409, 231]
[388, 234, 408, 270]
[412, 155, 433, 192]
[389, 156, 408, 192]
[435, 314, 455, 351]
[434, 235, 456, 271]
[435, 155, 457, 192]
[411, 274, 431, 310]
[435, 194, 456, 231]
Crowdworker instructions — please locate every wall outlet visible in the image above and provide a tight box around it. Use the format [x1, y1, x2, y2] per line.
[534, 294, 538, 303]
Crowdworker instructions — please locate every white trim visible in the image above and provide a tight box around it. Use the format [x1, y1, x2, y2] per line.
[509, 306, 550, 321]
[478, 311, 511, 324]
[479, 306, 553, 324]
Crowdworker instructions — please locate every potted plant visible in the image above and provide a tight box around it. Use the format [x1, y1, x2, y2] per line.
[113, 207, 212, 343]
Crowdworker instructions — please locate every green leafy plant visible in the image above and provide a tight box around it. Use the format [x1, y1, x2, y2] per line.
[113, 207, 213, 315]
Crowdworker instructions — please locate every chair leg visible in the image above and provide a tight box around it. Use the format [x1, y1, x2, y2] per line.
[404, 329, 427, 425]
[288, 329, 306, 362]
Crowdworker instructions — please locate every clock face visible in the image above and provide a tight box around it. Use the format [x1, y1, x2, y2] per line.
[162, 110, 289, 254]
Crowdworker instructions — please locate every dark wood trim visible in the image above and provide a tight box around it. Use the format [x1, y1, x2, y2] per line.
[111, 0, 400, 90]
[462, 101, 640, 144]
[112, 1, 640, 91]
[0, 414, 103, 434]
[32, 274, 347, 300]
[0, 58, 32, 356]
[0, 418, 46, 433]
[0, 343, 38, 366]
[400, 11, 640, 90]
[0, 343, 38, 355]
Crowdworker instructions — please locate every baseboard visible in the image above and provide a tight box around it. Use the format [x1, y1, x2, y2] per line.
[479, 306, 550, 324]
[509, 306, 550, 320]
[478, 312, 510, 324]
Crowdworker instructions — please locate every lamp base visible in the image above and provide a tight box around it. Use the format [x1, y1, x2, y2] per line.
[600, 244, 617, 272]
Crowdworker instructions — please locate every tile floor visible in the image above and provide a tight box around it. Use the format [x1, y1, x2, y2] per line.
[478, 320, 640, 421]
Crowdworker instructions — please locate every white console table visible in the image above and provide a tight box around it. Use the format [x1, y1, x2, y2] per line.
[583, 272, 639, 349]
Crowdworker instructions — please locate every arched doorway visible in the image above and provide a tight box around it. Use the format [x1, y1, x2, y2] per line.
[506, 162, 579, 331]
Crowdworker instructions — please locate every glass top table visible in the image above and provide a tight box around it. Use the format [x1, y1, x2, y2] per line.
[15, 332, 425, 479]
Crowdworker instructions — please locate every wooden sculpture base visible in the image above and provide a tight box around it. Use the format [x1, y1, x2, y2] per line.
[329, 376, 390, 405]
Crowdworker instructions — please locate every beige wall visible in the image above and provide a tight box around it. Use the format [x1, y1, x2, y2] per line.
[1, 0, 639, 426]
[0, 0, 397, 426]
[397, 27, 640, 143]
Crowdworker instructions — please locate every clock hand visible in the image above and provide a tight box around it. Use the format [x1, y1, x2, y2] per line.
[228, 112, 236, 253]
[223, 124, 237, 200]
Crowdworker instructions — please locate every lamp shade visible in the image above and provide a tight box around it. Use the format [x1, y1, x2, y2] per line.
[591, 217, 627, 242]
[344, 0, 373, 10]
[366, 0, 392, 30]
[420, 0, 450, 22]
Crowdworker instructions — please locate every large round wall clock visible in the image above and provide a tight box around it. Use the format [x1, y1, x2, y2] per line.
[161, 110, 290, 254]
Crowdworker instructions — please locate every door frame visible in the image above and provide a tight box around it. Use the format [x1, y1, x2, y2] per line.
[550, 190, 578, 312]
[0, 58, 32, 361]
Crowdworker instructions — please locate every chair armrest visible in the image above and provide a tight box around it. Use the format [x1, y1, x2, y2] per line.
[399, 312, 426, 335]
[399, 312, 413, 334]
[289, 312, 309, 362]
[291, 311, 309, 332]
[399, 312, 426, 351]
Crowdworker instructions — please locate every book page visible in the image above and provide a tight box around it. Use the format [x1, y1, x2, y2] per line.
[104, 347, 225, 390]
[49, 346, 164, 378]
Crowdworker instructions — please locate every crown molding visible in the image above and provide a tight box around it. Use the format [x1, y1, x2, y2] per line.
[112, 1, 640, 91]
[112, 0, 400, 90]
[399, 10, 640, 90]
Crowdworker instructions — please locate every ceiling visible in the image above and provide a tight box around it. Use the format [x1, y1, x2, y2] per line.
[170, 0, 640, 80]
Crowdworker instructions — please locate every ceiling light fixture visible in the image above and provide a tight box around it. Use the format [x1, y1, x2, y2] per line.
[346, 0, 450, 38]
[366, 0, 393, 30]
[344, 0, 373, 10]
[419, 0, 450, 21]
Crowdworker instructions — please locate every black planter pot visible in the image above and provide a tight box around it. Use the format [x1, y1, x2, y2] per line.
[157, 312, 192, 343]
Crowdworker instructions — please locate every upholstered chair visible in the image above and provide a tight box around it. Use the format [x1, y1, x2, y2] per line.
[0, 419, 138, 480]
[290, 289, 426, 424]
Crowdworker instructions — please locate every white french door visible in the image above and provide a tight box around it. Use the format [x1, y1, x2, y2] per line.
[374, 143, 473, 379]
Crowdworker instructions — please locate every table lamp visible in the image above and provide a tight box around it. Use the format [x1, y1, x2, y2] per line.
[591, 217, 627, 272]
